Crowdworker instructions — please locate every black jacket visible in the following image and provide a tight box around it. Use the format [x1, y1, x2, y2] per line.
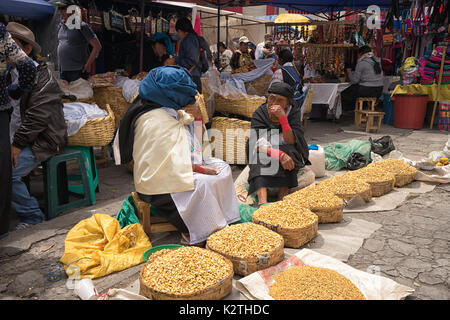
[13, 62, 67, 162]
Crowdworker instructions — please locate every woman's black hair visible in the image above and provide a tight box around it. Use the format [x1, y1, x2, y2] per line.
[278, 48, 293, 64]
[359, 45, 382, 74]
[175, 17, 196, 34]
[218, 42, 226, 49]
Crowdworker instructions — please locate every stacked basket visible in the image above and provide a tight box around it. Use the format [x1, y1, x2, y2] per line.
[214, 94, 265, 119]
[245, 74, 272, 96]
[93, 86, 130, 128]
[210, 117, 251, 165]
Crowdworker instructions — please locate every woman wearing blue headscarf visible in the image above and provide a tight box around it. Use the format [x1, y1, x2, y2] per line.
[116, 65, 240, 245]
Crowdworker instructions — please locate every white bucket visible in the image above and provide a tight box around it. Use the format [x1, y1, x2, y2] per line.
[74, 278, 98, 300]
[307, 145, 326, 178]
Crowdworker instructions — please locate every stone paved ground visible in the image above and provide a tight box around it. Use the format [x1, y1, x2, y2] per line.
[0, 115, 448, 300]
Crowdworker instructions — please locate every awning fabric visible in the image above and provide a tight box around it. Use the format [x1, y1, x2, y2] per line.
[0, 0, 54, 20]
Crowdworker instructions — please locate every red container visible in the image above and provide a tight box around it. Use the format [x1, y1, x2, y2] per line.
[391, 94, 429, 129]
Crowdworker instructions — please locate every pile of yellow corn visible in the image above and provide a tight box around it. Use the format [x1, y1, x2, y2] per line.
[141, 246, 232, 296]
[343, 166, 396, 183]
[269, 266, 366, 300]
[284, 184, 345, 211]
[317, 175, 371, 198]
[252, 201, 318, 229]
[207, 223, 284, 259]
[367, 158, 417, 177]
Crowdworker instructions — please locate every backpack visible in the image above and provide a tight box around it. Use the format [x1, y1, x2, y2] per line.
[197, 36, 210, 74]
[281, 65, 304, 108]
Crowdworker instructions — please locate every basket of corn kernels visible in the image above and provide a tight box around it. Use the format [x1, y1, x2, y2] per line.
[268, 265, 366, 300]
[139, 246, 234, 300]
[206, 223, 284, 276]
[252, 201, 319, 248]
[283, 184, 345, 223]
[317, 175, 372, 202]
[343, 167, 396, 197]
[367, 158, 417, 187]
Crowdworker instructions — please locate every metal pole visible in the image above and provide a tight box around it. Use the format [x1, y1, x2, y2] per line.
[226, 15, 228, 46]
[217, 0, 221, 54]
[139, 0, 145, 73]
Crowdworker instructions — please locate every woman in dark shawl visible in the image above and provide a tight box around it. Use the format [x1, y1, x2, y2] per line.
[246, 82, 310, 206]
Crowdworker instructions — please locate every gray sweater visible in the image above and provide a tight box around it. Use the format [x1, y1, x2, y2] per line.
[349, 56, 384, 87]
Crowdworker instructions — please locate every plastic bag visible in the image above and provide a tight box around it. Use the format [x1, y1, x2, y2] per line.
[236, 203, 258, 223]
[60, 214, 151, 279]
[369, 136, 395, 156]
[115, 195, 140, 228]
[347, 152, 369, 170]
[323, 140, 372, 171]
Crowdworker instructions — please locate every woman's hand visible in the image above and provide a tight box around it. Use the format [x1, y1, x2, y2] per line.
[268, 104, 286, 119]
[280, 153, 295, 171]
[183, 103, 202, 119]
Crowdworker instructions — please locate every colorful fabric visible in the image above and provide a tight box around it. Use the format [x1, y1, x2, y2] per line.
[391, 83, 450, 101]
[0, 23, 37, 110]
[139, 65, 197, 110]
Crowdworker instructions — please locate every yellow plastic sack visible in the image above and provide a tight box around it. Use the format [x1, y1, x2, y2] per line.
[60, 214, 152, 279]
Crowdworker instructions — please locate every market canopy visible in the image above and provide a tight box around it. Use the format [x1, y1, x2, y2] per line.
[0, 0, 55, 20]
[262, 0, 392, 16]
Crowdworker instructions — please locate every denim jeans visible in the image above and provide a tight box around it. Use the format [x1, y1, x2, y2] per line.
[11, 146, 44, 224]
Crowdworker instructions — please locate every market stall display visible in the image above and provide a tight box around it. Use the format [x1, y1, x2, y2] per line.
[252, 201, 318, 248]
[139, 246, 233, 300]
[206, 223, 284, 276]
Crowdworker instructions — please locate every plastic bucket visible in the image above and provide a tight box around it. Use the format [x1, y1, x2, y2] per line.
[392, 94, 429, 129]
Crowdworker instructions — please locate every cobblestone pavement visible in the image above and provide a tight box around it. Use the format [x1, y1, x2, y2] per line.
[0, 117, 448, 300]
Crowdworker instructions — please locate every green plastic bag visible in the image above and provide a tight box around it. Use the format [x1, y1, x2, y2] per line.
[115, 195, 140, 228]
[323, 140, 372, 171]
[234, 204, 258, 224]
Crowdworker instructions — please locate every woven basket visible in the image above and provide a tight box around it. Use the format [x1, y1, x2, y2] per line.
[214, 94, 265, 119]
[393, 171, 416, 187]
[206, 238, 284, 277]
[67, 104, 116, 147]
[196, 93, 209, 124]
[210, 117, 251, 165]
[334, 187, 372, 203]
[252, 215, 319, 249]
[310, 204, 345, 224]
[139, 252, 234, 300]
[367, 179, 395, 197]
[245, 74, 272, 96]
[93, 86, 130, 128]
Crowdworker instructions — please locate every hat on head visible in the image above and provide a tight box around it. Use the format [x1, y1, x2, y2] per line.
[268, 82, 294, 105]
[239, 36, 250, 44]
[6, 22, 41, 55]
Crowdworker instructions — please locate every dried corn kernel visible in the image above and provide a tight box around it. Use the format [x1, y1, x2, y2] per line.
[317, 175, 371, 197]
[141, 246, 232, 296]
[367, 158, 417, 176]
[269, 266, 366, 300]
[344, 166, 395, 183]
[284, 184, 345, 210]
[207, 223, 283, 259]
[252, 201, 318, 229]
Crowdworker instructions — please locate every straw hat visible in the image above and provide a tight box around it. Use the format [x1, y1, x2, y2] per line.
[6, 22, 41, 55]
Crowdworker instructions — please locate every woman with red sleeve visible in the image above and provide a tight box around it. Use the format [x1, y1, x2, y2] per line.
[246, 82, 310, 207]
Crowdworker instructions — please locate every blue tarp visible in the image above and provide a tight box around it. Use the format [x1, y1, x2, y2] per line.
[263, 0, 391, 15]
[0, 0, 54, 20]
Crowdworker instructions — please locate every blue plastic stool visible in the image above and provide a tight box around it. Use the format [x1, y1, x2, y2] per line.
[65, 146, 99, 205]
[42, 148, 94, 220]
